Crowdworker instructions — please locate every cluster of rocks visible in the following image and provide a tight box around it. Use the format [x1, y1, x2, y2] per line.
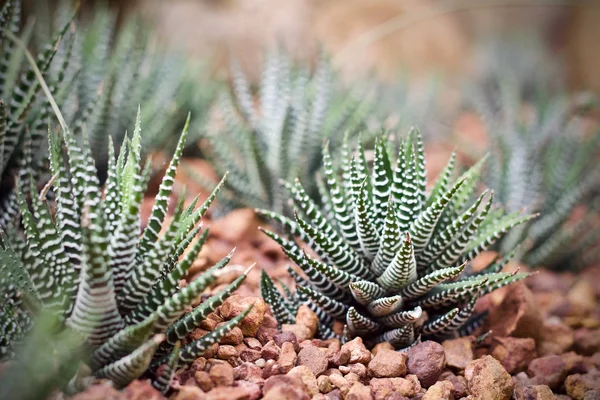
[69, 264, 600, 400]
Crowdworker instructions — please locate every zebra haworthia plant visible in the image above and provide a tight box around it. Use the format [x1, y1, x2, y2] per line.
[259, 129, 534, 348]
[0, 111, 252, 395]
[199, 50, 371, 214]
[473, 77, 600, 270]
[0, 0, 73, 230]
[38, 0, 218, 181]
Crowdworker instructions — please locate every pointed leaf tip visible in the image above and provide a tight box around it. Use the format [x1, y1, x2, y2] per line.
[244, 263, 256, 275]
[153, 334, 166, 345]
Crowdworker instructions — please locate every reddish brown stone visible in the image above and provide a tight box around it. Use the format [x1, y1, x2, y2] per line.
[565, 370, 600, 400]
[195, 370, 214, 392]
[256, 325, 278, 345]
[232, 381, 261, 400]
[278, 341, 298, 373]
[407, 341, 446, 388]
[203, 343, 219, 359]
[297, 345, 329, 376]
[209, 208, 260, 243]
[487, 282, 543, 341]
[368, 349, 407, 378]
[345, 382, 373, 400]
[263, 374, 307, 399]
[239, 348, 261, 362]
[324, 388, 343, 400]
[442, 337, 474, 371]
[517, 385, 556, 400]
[561, 352, 592, 375]
[465, 355, 514, 400]
[339, 363, 368, 379]
[282, 323, 312, 342]
[341, 337, 372, 365]
[216, 324, 243, 346]
[122, 379, 165, 400]
[217, 345, 238, 360]
[328, 374, 351, 397]
[261, 313, 279, 329]
[491, 336, 537, 374]
[244, 337, 262, 350]
[199, 313, 223, 331]
[234, 362, 265, 385]
[574, 328, 600, 356]
[527, 355, 567, 390]
[296, 305, 319, 338]
[538, 318, 575, 356]
[423, 380, 454, 400]
[442, 372, 468, 398]
[209, 363, 234, 387]
[369, 376, 421, 399]
[220, 295, 267, 337]
[261, 340, 281, 360]
[329, 345, 351, 367]
[172, 386, 206, 400]
[274, 331, 300, 352]
[288, 365, 319, 397]
[371, 342, 395, 356]
[318, 375, 333, 393]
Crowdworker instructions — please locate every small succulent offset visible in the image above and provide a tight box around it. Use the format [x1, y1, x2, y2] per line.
[474, 78, 600, 270]
[0, 0, 72, 229]
[0, 112, 251, 395]
[259, 129, 534, 348]
[199, 50, 371, 214]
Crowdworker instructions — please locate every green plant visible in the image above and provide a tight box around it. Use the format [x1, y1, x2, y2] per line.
[470, 30, 566, 105]
[472, 78, 600, 270]
[259, 130, 534, 348]
[0, 112, 252, 395]
[375, 72, 451, 141]
[0, 309, 87, 400]
[198, 50, 372, 214]
[40, 1, 218, 179]
[0, 0, 72, 230]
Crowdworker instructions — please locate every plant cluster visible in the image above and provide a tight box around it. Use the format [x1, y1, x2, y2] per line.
[473, 77, 600, 270]
[0, 0, 72, 230]
[2, 0, 600, 399]
[199, 50, 372, 214]
[0, 112, 251, 396]
[260, 130, 533, 348]
[37, 1, 218, 179]
[375, 72, 450, 141]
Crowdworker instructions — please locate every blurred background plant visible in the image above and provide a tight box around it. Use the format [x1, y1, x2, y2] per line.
[27, 0, 220, 182]
[196, 50, 373, 214]
[0, 0, 72, 230]
[469, 76, 600, 270]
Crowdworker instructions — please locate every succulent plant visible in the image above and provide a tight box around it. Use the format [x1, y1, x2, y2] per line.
[39, 1, 218, 180]
[259, 129, 534, 348]
[375, 72, 451, 141]
[0, 0, 73, 230]
[198, 50, 372, 214]
[0, 111, 252, 394]
[473, 78, 600, 270]
[471, 30, 567, 105]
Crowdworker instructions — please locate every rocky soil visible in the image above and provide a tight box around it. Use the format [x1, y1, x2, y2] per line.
[63, 192, 600, 400]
